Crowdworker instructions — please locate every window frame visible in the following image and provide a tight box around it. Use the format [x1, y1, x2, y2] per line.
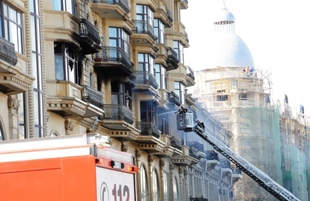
[173, 41, 184, 64]
[54, 43, 80, 84]
[0, 2, 23, 54]
[111, 82, 132, 109]
[138, 53, 155, 75]
[155, 64, 166, 89]
[109, 27, 130, 55]
[174, 81, 185, 105]
[154, 19, 165, 44]
[140, 164, 149, 201]
[140, 101, 157, 124]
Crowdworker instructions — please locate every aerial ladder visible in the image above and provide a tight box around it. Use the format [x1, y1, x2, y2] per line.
[176, 107, 300, 201]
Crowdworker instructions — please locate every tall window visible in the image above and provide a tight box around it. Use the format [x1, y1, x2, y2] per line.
[173, 41, 184, 64]
[152, 169, 160, 201]
[54, 43, 80, 84]
[140, 101, 157, 124]
[163, 172, 169, 201]
[175, 82, 185, 105]
[0, 2, 23, 53]
[30, 0, 44, 138]
[155, 64, 166, 89]
[136, 4, 154, 27]
[111, 82, 132, 109]
[138, 53, 155, 74]
[217, 89, 228, 101]
[154, 19, 164, 44]
[173, 177, 179, 201]
[140, 165, 149, 201]
[0, 121, 4, 140]
[109, 27, 130, 55]
[52, 0, 76, 15]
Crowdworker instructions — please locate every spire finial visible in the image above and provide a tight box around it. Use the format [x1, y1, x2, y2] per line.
[222, 0, 227, 10]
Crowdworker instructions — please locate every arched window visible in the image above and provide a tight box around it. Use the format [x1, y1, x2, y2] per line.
[152, 169, 160, 201]
[173, 176, 179, 201]
[140, 165, 149, 201]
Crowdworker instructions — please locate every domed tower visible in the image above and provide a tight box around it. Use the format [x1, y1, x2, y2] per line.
[194, 3, 279, 201]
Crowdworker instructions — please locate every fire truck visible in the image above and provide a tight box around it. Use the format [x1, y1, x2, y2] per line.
[0, 134, 138, 201]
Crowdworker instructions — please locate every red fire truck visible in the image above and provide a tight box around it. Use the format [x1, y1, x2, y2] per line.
[0, 134, 138, 201]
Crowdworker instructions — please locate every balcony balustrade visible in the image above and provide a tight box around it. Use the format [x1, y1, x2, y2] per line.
[93, 0, 130, 13]
[136, 121, 160, 138]
[0, 37, 17, 66]
[133, 71, 158, 89]
[94, 46, 133, 75]
[79, 18, 101, 54]
[103, 104, 134, 124]
[169, 91, 180, 106]
[166, 47, 179, 71]
[171, 136, 182, 150]
[132, 20, 157, 41]
[82, 85, 104, 109]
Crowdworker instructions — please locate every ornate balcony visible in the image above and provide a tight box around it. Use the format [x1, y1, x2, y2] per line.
[170, 136, 182, 150]
[102, 104, 134, 125]
[0, 37, 33, 95]
[94, 46, 133, 76]
[82, 85, 104, 109]
[220, 159, 232, 173]
[47, 81, 104, 118]
[206, 150, 220, 166]
[232, 167, 243, 179]
[186, 66, 195, 86]
[132, 20, 157, 41]
[136, 121, 160, 138]
[133, 71, 158, 93]
[92, 0, 130, 20]
[0, 37, 17, 66]
[79, 18, 101, 54]
[166, 47, 179, 71]
[154, 2, 173, 28]
[169, 91, 180, 106]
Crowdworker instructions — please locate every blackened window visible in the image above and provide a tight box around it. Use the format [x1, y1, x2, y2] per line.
[155, 64, 166, 89]
[111, 82, 132, 109]
[140, 101, 157, 124]
[239, 93, 247, 100]
[109, 27, 130, 55]
[54, 43, 80, 84]
[154, 19, 164, 44]
[0, 2, 23, 53]
[217, 90, 228, 101]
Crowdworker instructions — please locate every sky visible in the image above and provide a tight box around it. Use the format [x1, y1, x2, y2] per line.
[181, 0, 310, 115]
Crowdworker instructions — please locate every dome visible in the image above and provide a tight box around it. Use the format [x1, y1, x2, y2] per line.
[212, 33, 254, 68]
[213, 7, 235, 24]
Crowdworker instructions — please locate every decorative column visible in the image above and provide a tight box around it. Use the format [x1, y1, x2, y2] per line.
[7, 95, 20, 139]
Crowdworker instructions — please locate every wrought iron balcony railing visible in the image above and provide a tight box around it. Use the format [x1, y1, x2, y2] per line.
[206, 150, 219, 161]
[187, 66, 195, 80]
[232, 167, 242, 175]
[134, 71, 158, 89]
[170, 136, 182, 150]
[79, 18, 101, 54]
[220, 159, 231, 169]
[132, 20, 157, 41]
[103, 104, 134, 124]
[166, 47, 179, 70]
[136, 121, 160, 138]
[94, 46, 133, 71]
[166, 8, 173, 22]
[80, 19, 101, 44]
[169, 91, 180, 106]
[93, 0, 130, 13]
[82, 85, 104, 109]
[0, 37, 18, 65]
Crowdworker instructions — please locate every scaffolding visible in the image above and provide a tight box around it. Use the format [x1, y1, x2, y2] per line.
[192, 67, 310, 200]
